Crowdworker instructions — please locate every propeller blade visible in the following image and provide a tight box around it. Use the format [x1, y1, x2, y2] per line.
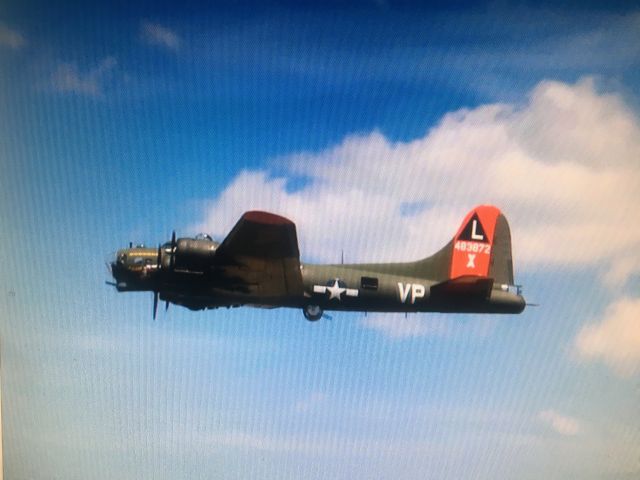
[165, 300, 169, 312]
[153, 291, 158, 320]
[169, 231, 177, 270]
[105, 281, 117, 287]
[157, 243, 162, 270]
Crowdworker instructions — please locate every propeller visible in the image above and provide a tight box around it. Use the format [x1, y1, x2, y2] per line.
[149, 243, 161, 320]
[169, 230, 177, 270]
[151, 231, 177, 320]
[153, 291, 159, 320]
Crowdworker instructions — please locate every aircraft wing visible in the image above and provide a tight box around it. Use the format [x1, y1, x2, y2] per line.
[217, 211, 300, 259]
[215, 211, 304, 297]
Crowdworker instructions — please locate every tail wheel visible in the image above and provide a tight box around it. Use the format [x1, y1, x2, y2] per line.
[303, 304, 323, 321]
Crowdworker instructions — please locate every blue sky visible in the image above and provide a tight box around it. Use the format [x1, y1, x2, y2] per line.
[1, 2, 639, 479]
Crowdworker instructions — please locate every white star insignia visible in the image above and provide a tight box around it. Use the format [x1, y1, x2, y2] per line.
[312, 279, 359, 301]
[326, 279, 346, 300]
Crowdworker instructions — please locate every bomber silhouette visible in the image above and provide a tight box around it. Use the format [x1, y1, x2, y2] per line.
[108, 205, 526, 320]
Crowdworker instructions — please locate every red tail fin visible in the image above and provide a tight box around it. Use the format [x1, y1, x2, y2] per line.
[450, 205, 501, 279]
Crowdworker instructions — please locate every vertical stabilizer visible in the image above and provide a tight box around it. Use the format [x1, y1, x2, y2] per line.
[450, 205, 500, 279]
[414, 205, 515, 285]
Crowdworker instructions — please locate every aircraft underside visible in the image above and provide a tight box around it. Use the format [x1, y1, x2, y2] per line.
[153, 268, 525, 320]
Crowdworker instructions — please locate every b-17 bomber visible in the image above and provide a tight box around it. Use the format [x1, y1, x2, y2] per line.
[108, 205, 526, 320]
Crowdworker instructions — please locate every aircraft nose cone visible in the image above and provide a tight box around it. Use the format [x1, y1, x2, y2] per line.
[107, 251, 127, 282]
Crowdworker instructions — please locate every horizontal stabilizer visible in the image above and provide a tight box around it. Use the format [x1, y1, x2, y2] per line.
[430, 275, 494, 299]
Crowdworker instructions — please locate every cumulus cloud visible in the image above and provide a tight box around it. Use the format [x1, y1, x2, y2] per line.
[602, 256, 640, 288]
[140, 21, 181, 51]
[50, 56, 117, 98]
[194, 78, 640, 287]
[539, 410, 581, 436]
[0, 23, 25, 49]
[574, 297, 640, 377]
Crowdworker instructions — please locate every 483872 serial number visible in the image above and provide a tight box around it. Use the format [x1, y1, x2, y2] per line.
[454, 241, 491, 254]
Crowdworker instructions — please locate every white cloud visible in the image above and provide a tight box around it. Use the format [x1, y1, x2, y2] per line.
[50, 57, 117, 98]
[574, 297, 640, 377]
[539, 410, 581, 436]
[194, 78, 640, 286]
[603, 255, 640, 288]
[0, 23, 25, 49]
[140, 21, 181, 51]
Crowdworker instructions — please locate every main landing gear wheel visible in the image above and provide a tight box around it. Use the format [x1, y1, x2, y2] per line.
[303, 304, 323, 321]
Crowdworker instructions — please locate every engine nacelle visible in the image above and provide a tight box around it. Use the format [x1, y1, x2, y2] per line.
[172, 237, 218, 272]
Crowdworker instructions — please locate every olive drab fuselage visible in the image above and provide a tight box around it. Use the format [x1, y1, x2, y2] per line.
[109, 206, 526, 321]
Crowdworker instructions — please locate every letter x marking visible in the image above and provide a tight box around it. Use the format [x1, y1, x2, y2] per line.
[467, 254, 476, 268]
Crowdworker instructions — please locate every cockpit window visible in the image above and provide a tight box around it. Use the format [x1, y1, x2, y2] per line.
[194, 233, 213, 241]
